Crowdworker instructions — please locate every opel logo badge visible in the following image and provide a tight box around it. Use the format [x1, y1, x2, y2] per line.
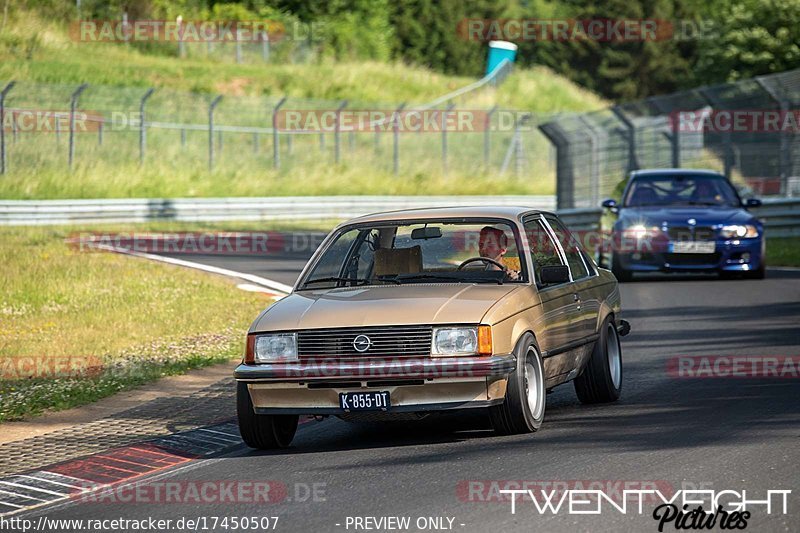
[353, 334, 372, 352]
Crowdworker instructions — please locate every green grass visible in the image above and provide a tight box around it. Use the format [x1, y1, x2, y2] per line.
[0, 223, 273, 421]
[767, 237, 800, 267]
[0, 9, 604, 200]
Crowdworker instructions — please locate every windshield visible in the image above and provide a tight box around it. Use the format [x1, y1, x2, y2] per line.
[298, 219, 527, 289]
[623, 174, 741, 208]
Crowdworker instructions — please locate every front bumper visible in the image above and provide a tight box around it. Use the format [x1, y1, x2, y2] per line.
[617, 237, 763, 272]
[235, 354, 515, 415]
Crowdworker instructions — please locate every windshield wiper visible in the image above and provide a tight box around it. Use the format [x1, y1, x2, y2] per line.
[685, 201, 720, 206]
[395, 273, 504, 285]
[302, 276, 370, 288]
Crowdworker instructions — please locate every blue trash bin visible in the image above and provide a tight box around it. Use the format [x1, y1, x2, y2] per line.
[486, 40, 518, 76]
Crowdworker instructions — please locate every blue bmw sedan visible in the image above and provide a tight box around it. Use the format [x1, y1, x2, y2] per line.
[598, 169, 765, 281]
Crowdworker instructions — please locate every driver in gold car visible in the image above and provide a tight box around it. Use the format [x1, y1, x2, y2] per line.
[478, 226, 521, 280]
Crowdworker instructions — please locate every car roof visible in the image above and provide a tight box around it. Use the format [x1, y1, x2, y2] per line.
[344, 205, 549, 225]
[631, 168, 726, 179]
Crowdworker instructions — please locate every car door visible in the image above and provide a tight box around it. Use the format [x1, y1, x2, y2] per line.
[542, 214, 600, 344]
[522, 215, 583, 385]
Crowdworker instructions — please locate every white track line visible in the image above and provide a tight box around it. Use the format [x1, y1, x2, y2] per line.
[96, 244, 293, 294]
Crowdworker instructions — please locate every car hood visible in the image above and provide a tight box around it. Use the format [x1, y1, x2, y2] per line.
[250, 284, 523, 332]
[618, 206, 758, 227]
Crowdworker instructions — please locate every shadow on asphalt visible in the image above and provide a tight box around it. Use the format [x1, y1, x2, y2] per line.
[620, 267, 800, 283]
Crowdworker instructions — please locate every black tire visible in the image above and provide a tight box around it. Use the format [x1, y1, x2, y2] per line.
[744, 263, 766, 279]
[489, 333, 546, 435]
[237, 382, 298, 449]
[611, 253, 632, 282]
[574, 317, 623, 404]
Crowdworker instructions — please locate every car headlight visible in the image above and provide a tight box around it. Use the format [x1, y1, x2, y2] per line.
[431, 326, 492, 356]
[720, 224, 759, 239]
[623, 224, 660, 240]
[252, 333, 298, 363]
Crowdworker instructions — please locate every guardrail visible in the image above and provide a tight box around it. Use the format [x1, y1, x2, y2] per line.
[752, 198, 800, 237]
[2, 196, 796, 236]
[555, 199, 800, 237]
[0, 195, 556, 226]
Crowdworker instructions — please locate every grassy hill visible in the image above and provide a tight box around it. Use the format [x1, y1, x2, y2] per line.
[0, 9, 606, 199]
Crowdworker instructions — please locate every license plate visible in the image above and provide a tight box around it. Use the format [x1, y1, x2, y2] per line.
[670, 241, 715, 254]
[339, 391, 390, 411]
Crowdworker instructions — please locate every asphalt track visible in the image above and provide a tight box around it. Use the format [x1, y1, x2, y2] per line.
[18, 252, 800, 532]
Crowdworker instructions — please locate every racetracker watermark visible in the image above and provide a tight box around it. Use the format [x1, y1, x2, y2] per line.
[671, 109, 800, 134]
[667, 356, 800, 378]
[457, 18, 719, 42]
[275, 109, 495, 133]
[70, 20, 323, 43]
[79, 480, 326, 504]
[0, 356, 104, 380]
[67, 231, 327, 255]
[1, 109, 102, 133]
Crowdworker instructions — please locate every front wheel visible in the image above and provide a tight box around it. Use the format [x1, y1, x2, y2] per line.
[237, 382, 298, 449]
[574, 317, 623, 404]
[490, 333, 546, 435]
[611, 253, 632, 282]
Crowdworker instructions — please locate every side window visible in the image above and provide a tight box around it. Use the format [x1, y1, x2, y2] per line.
[523, 217, 566, 285]
[306, 229, 358, 280]
[544, 215, 590, 281]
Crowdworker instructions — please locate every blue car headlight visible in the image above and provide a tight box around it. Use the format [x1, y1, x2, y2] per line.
[720, 224, 759, 239]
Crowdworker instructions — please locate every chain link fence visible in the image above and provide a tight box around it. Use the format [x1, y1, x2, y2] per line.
[0, 60, 559, 187]
[539, 68, 800, 209]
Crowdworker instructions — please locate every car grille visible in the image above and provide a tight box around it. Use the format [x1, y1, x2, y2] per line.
[665, 253, 720, 266]
[667, 226, 716, 241]
[297, 325, 433, 358]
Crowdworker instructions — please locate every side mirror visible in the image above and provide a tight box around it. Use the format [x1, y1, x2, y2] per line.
[540, 265, 570, 285]
[601, 199, 619, 213]
[744, 198, 762, 208]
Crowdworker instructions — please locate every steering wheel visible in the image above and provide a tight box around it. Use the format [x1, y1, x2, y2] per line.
[457, 257, 506, 271]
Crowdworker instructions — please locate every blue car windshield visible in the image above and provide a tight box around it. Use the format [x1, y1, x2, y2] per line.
[624, 175, 741, 207]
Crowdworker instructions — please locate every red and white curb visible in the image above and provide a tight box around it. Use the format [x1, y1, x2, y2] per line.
[0, 417, 318, 517]
[0, 422, 241, 517]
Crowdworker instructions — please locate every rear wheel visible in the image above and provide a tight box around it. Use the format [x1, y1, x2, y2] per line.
[574, 317, 623, 404]
[490, 333, 545, 435]
[237, 382, 298, 449]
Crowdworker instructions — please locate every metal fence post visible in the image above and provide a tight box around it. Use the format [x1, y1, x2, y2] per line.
[611, 105, 639, 174]
[578, 115, 601, 206]
[649, 98, 680, 168]
[235, 28, 242, 64]
[392, 103, 406, 175]
[98, 121, 103, 146]
[0, 81, 15, 175]
[272, 96, 287, 169]
[180, 128, 186, 147]
[334, 100, 348, 164]
[68, 83, 89, 171]
[483, 105, 497, 168]
[261, 31, 270, 62]
[208, 95, 223, 171]
[139, 88, 155, 166]
[698, 89, 733, 179]
[755, 78, 791, 195]
[442, 104, 454, 176]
